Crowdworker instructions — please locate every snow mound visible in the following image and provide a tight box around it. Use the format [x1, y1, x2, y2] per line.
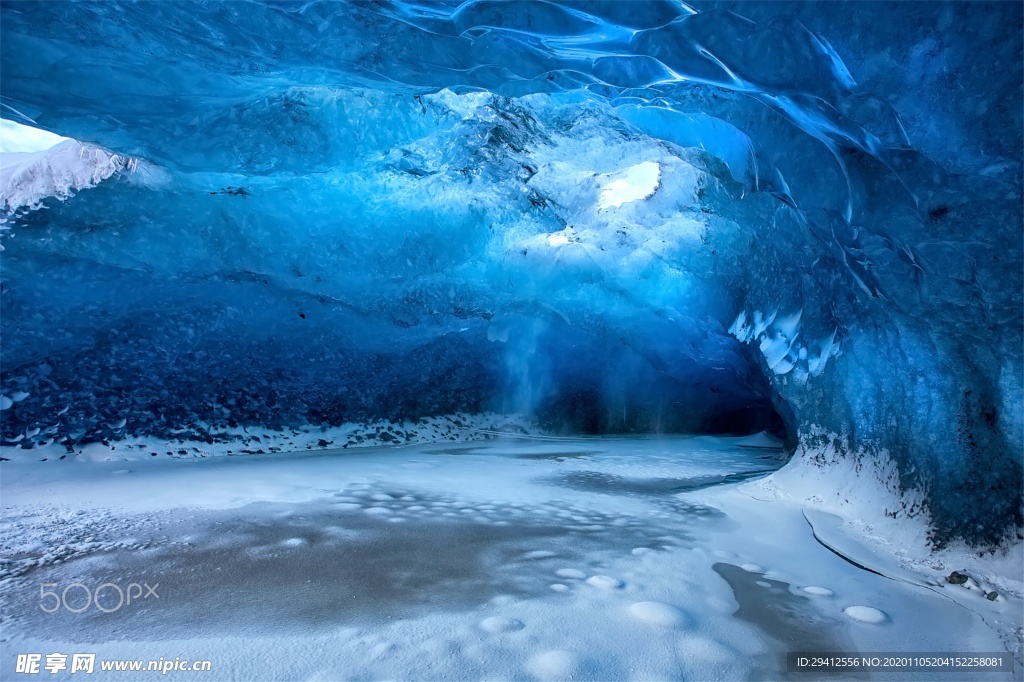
[628, 601, 688, 628]
[843, 606, 888, 624]
[586, 575, 624, 590]
[479, 616, 525, 633]
[1, 139, 134, 217]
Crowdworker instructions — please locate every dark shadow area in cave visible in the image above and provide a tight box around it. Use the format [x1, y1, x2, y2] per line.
[536, 383, 790, 438]
[533, 338, 794, 444]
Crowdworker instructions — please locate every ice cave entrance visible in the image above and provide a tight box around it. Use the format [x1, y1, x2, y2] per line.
[0, 1, 1019, 551]
[0, 2, 1021, 679]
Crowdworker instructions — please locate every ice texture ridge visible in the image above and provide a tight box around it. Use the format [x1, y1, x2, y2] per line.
[0, 1, 1021, 545]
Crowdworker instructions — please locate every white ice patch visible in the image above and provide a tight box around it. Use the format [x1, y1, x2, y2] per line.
[478, 616, 525, 633]
[555, 568, 586, 579]
[843, 605, 888, 624]
[1, 139, 136, 218]
[598, 161, 661, 210]
[802, 586, 835, 596]
[729, 308, 840, 382]
[585, 575, 624, 590]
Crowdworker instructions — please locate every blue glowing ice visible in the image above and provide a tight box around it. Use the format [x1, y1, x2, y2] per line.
[0, 1, 1020, 543]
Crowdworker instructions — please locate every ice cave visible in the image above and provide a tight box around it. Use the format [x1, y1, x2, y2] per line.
[0, 1, 1021, 680]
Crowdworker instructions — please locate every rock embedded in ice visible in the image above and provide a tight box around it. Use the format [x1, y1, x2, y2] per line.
[479, 616, 525, 633]
[555, 568, 586, 579]
[843, 606, 888, 624]
[629, 601, 688, 627]
[586, 575, 624, 590]
[527, 650, 579, 680]
[947, 570, 969, 585]
[802, 586, 834, 596]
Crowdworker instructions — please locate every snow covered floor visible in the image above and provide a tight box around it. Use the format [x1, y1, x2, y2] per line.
[0, 435, 1019, 680]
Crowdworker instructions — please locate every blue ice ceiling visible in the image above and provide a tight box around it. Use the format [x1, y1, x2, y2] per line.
[0, 1, 1021, 544]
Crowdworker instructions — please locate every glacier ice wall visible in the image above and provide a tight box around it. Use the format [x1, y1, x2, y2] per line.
[0, 0, 1020, 544]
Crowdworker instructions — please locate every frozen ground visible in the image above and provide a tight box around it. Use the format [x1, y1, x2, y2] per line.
[1, 434, 1020, 681]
